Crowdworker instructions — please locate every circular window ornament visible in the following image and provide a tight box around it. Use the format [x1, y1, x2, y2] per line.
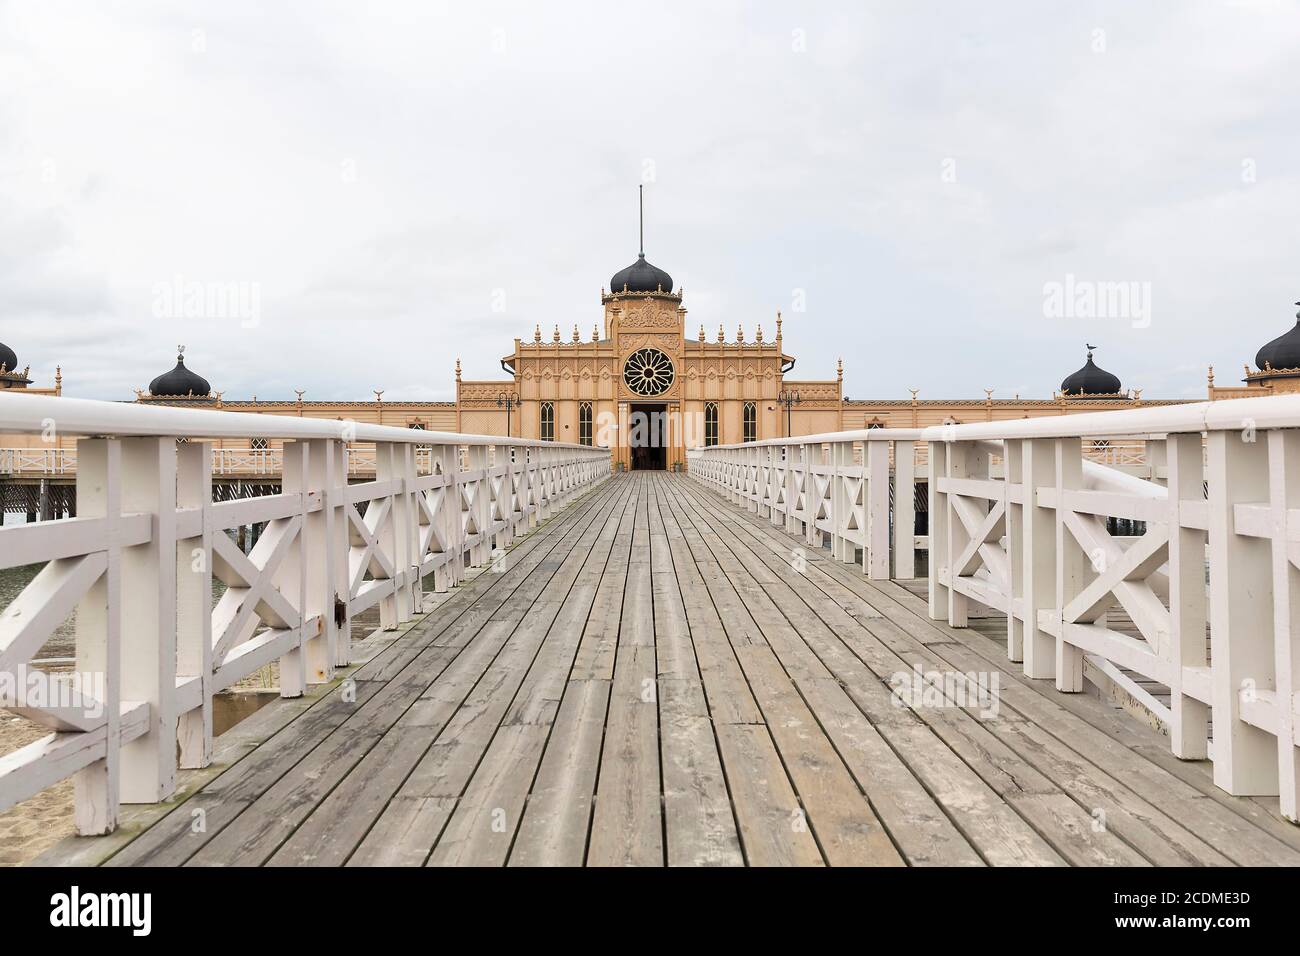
[623, 348, 675, 396]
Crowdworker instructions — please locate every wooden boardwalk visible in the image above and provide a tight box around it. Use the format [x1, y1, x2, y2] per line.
[44, 473, 1300, 866]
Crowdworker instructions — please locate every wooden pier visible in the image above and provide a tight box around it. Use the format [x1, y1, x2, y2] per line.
[41, 473, 1300, 867]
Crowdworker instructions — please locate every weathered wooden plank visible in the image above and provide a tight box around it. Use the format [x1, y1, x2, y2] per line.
[714, 723, 824, 866]
[587, 644, 662, 866]
[648, 480, 743, 866]
[510, 678, 610, 866]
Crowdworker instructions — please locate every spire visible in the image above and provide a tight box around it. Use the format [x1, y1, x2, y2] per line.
[638, 184, 644, 256]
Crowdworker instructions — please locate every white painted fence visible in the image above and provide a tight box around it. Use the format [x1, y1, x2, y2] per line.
[688, 393, 1300, 823]
[687, 429, 922, 580]
[0, 393, 609, 834]
[1, 445, 437, 477]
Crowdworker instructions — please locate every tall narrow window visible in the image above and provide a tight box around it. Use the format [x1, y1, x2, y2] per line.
[743, 401, 756, 442]
[704, 402, 719, 447]
[540, 402, 555, 441]
[579, 402, 593, 446]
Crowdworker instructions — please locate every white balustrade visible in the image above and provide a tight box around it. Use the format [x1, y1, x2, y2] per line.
[689, 393, 1300, 822]
[687, 429, 922, 580]
[0, 392, 609, 834]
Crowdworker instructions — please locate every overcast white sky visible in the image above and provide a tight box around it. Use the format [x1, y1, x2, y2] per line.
[2, 1, 1298, 402]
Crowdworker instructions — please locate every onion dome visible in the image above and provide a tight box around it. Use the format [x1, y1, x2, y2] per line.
[149, 346, 211, 397]
[1061, 345, 1122, 397]
[0, 339, 16, 375]
[1254, 302, 1300, 372]
[610, 253, 673, 294]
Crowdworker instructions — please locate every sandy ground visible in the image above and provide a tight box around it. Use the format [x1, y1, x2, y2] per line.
[0, 712, 75, 866]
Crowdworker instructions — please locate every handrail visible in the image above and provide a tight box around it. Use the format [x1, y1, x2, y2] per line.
[688, 392, 1300, 824]
[0, 393, 610, 835]
[0, 392, 588, 449]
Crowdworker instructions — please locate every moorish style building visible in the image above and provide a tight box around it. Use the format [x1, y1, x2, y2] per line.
[9, 257, 1298, 474]
[455, 244, 842, 470]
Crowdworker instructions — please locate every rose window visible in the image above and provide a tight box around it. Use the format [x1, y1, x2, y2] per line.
[622, 348, 675, 396]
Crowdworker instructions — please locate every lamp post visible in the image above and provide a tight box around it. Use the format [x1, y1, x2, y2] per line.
[497, 392, 519, 438]
[777, 389, 801, 438]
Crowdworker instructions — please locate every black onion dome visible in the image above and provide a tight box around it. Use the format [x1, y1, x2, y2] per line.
[149, 351, 211, 397]
[1254, 303, 1300, 371]
[610, 253, 673, 294]
[0, 340, 16, 374]
[1061, 347, 1122, 397]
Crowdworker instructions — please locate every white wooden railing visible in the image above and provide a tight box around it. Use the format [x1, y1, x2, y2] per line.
[687, 429, 923, 579]
[0, 392, 609, 834]
[1, 445, 438, 477]
[688, 393, 1300, 823]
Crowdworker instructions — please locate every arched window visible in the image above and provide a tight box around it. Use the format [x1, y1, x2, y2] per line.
[579, 402, 593, 446]
[540, 402, 555, 441]
[704, 402, 719, 447]
[743, 401, 756, 442]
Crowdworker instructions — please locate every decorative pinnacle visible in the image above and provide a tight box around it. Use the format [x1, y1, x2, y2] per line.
[698, 324, 705, 342]
[573, 324, 580, 342]
[534, 324, 541, 343]
[717, 324, 725, 343]
[177, 344, 186, 361]
[756, 324, 763, 343]
[737, 323, 744, 343]
[552, 324, 561, 342]
[593, 323, 600, 342]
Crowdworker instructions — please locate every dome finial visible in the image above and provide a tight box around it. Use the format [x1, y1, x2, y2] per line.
[638, 183, 644, 257]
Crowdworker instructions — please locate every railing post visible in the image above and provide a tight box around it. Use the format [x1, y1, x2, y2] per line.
[73, 438, 121, 834]
[927, 440, 949, 622]
[375, 441, 402, 628]
[866, 439, 890, 579]
[427, 444, 455, 592]
[894, 440, 916, 580]
[1267, 429, 1300, 819]
[1054, 437, 1084, 692]
[303, 438, 338, 683]
[119, 437, 178, 804]
[1004, 439, 1024, 663]
[1020, 438, 1056, 678]
[944, 440, 972, 626]
[1207, 429, 1277, 794]
[177, 440, 213, 769]
[1167, 431, 1208, 761]
[277, 441, 310, 696]
[328, 438, 353, 666]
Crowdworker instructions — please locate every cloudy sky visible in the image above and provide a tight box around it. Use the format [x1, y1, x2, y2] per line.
[1, 1, 1297, 402]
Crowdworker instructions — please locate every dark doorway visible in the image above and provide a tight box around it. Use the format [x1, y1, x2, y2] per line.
[629, 403, 667, 470]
